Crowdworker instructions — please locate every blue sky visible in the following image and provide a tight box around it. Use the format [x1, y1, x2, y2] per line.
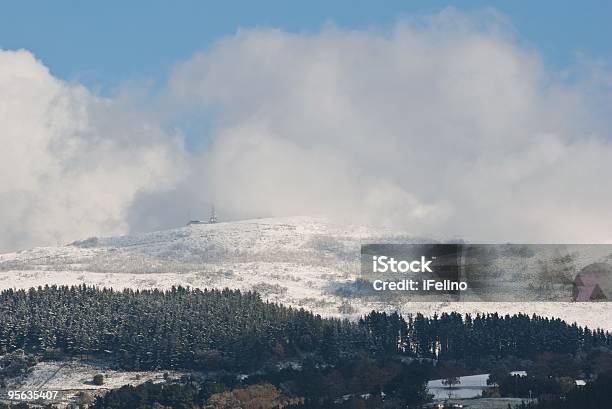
[1, 0, 611, 92]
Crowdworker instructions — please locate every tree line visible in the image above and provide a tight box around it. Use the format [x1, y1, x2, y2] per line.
[0, 285, 610, 373]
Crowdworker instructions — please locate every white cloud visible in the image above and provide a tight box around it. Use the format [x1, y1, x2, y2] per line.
[165, 9, 612, 243]
[0, 49, 187, 251]
[3, 9, 612, 251]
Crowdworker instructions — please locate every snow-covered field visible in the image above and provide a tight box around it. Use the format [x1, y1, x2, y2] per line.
[428, 374, 492, 399]
[427, 373, 532, 408]
[0, 216, 611, 330]
[2, 360, 180, 407]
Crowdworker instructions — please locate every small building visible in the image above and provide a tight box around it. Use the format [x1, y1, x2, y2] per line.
[572, 263, 612, 301]
[574, 283, 606, 302]
[187, 205, 219, 226]
[187, 220, 207, 226]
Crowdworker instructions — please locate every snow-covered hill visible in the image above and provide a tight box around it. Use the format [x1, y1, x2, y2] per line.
[0, 216, 610, 330]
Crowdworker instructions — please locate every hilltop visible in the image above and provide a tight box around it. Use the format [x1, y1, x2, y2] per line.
[0, 216, 610, 330]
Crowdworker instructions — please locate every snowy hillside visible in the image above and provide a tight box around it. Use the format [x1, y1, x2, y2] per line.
[0, 216, 610, 330]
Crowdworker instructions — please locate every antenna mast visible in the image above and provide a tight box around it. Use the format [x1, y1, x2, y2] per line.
[209, 204, 218, 224]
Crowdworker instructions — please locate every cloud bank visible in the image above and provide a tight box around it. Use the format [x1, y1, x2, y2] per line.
[165, 11, 612, 243]
[0, 50, 187, 251]
[2, 9, 612, 251]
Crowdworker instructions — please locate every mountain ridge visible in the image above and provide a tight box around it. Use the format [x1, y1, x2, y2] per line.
[1, 216, 610, 331]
